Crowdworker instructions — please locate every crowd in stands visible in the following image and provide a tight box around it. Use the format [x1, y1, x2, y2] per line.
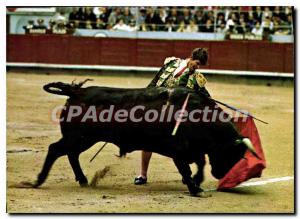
[23, 6, 294, 36]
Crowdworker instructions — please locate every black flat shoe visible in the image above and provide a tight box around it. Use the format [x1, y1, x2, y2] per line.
[134, 176, 147, 185]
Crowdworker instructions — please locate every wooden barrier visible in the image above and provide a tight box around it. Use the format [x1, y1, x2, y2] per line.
[7, 34, 294, 74]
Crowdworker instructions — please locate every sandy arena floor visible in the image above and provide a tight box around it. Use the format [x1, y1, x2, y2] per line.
[6, 72, 294, 213]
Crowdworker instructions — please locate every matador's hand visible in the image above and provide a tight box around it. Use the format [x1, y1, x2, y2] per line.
[187, 60, 200, 74]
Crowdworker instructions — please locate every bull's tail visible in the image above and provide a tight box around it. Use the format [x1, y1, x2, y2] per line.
[43, 82, 74, 96]
[43, 79, 93, 96]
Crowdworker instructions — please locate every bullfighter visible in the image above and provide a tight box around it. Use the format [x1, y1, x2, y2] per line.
[134, 47, 210, 185]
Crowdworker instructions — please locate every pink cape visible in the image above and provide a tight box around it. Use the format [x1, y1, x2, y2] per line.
[217, 117, 266, 190]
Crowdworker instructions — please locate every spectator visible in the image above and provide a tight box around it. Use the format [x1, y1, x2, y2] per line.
[145, 7, 161, 31]
[156, 7, 167, 29]
[239, 13, 246, 23]
[158, 7, 167, 23]
[178, 7, 191, 24]
[261, 16, 274, 32]
[84, 7, 97, 29]
[239, 7, 250, 22]
[85, 20, 93, 29]
[66, 21, 76, 34]
[153, 7, 166, 31]
[136, 7, 146, 26]
[139, 22, 148, 31]
[122, 7, 134, 25]
[284, 7, 293, 21]
[284, 14, 293, 34]
[35, 18, 47, 29]
[236, 19, 247, 34]
[52, 21, 67, 34]
[91, 7, 110, 30]
[272, 13, 281, 24]
[216, 13, 226, 27]
[69, 7, 80, 23]
[205, 10, 215, 22]
[262, 6, 272, 21]
[98, 7, 110, 27]
[76, 7, 86, 28]
[216, 22, 226, 33]
[163, 17, 175, 32]
[93, 7, 102, 18]
[128, 19, 139, 32]
[253, 6, 263, 23]
[185, 19, 198, 33]
[31, 6, 294, 36]
[95, 18, 106, 29]
[226, 13, 236, 30]
[247, 13, 255, 30]
[112, 18, 131, 31]
[53, 11, 67, 25]
[203, 19, 214, 32]
[273, 20, 286, 35]
[263, 16, 276, 38]
[273, 6, 286, 22]
[251, 21, 263, 36]
[176, 20, 186, 32]
[166, 7, 179, 25]
[223, 6, 232, 21]
[108, 7, 122, 27]
[47, 19, 56, 31]
[261, 14, 274, 40]
[23, 20, 34, 33]
[194, 9, 206, 32]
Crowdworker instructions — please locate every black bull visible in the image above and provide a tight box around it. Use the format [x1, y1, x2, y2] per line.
[30, 82, 251, 196]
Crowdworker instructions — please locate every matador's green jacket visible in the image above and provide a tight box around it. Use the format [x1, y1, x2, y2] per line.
[147, 57, 207, 92]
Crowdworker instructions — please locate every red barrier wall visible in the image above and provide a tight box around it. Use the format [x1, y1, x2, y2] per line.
[7, 34, 294, 73]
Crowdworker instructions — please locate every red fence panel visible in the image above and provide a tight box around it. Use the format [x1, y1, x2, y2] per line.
[100, 38, 136, 66]
[284, 44, 294, 73]
[7, 35, 36, 63]
[136, 39, 174, 67]
[68, 37, 101, 65]
[6, 34, 294, 74]
[248, 41, 285, 72]
[35, 35, 70, 64]
[210, 41, 248, 71]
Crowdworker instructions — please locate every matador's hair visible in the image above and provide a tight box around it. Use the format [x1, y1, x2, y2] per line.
[191, 48, 208, 65]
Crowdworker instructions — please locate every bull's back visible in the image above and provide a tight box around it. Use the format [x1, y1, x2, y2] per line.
[58, 85, 240, 150]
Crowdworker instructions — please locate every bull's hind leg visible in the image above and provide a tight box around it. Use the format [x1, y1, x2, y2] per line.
[68, 153, 88, 187]
[33, 138, 68, 188]
[67, 138, 98, 187]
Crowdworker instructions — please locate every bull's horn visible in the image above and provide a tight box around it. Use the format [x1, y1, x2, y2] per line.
[242, 138, 260, 159]
[242, 138, 255, 152]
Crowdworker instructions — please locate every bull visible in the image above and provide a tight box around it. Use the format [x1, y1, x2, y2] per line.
[29, 81, 255, 197]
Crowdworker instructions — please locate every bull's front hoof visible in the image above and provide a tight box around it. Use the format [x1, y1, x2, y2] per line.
[79, 182, 89, 187]
[193, 192, 212, 198]
[32, 182, 41, 188]
[78, 176, 88, 187]
[192, 175, 203, 188]
[16, 181, 39, 188]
